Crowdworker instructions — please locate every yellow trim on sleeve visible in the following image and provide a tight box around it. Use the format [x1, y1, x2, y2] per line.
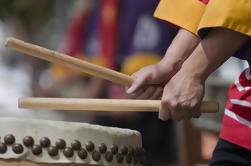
[198, 0, 251, 36]
[154, 0, 206, 35]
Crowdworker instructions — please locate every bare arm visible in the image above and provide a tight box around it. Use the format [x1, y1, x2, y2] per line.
[159, 28, 200, 69]
[159, 28, 249, 121]
[126, 28, 200, 98]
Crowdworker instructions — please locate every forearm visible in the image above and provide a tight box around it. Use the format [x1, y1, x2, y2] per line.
[181, 28, 249, 82]
[159, 28, 200, 68]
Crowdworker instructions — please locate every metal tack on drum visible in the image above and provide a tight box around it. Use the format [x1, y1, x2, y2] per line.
[32, 144, 42, 155]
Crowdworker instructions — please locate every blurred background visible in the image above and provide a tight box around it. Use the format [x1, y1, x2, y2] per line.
[0, 0, 248, 166]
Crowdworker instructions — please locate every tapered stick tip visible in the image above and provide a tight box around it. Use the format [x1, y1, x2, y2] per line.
[5, 37, 17, 48]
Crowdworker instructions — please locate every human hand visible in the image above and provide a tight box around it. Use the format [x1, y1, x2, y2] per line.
[126, 28, 201, 100]
[159, 70, 205, 121]
[126, 61, 180, 99]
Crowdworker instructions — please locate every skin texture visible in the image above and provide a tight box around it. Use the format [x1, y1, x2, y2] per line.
[127, 29, 200, 99]
[127, 27, 249, 121]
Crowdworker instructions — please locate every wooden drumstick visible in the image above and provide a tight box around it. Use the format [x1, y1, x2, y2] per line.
[19, 97, 219, 113]
[5, 37, 134, 87]
[6, 37, 219, 113]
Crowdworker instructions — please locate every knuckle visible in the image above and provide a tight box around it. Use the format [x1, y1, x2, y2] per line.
[131, 71, 141, 78]
[190, 100, 199, 108]
[170, 101, 178, 109]
[160, 99, 169, 106]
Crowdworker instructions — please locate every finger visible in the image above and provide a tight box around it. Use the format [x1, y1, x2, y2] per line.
[149, 87, 163, 100]
[192, 104, 201, 118]
[131, 88, 145, 99]
[182, 109, 193, 120]
[137, 87, 156, 99]
[125, 86, 129, 92]
[124, 86, 139, 99]
[126, 74, 150, 94]
[159, 99, 171, 121]
[169, 102, 183, 122]
[181, 105, 193, 120]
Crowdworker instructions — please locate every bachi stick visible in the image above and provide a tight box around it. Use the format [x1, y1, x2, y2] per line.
[6, 37, 219, 113]
[19, 97, 219, 113]
[5, 37, 134, 87]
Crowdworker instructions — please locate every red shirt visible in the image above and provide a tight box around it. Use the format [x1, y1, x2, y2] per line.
[220, 68, 251, 149]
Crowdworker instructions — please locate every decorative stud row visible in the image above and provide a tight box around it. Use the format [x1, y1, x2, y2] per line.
[0, 134, 146, 164]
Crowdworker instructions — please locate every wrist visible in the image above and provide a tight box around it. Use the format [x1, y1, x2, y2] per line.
[178, 47, 210, 83]
[160, 29, 200, 72]
[158, 55, 183, 73]
[179, 65, 207, 84]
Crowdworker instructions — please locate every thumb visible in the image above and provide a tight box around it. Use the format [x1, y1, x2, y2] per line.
[126, 74, 150, 94]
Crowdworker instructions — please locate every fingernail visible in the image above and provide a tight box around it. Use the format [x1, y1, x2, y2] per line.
[158, 115, 168, 121]
[126, 86, 135, 94]
[158, 115, 164, 120]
